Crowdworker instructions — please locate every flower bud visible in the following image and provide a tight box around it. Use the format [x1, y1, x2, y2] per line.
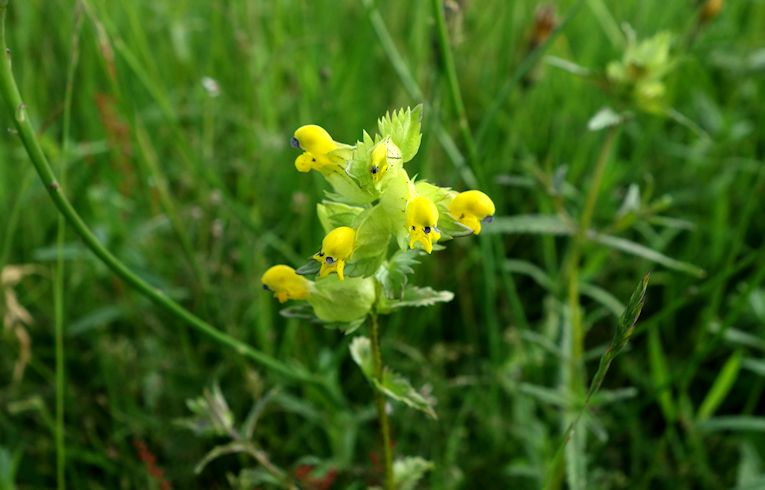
[261, 265, 311, 303]
[448, 190, 496, 235]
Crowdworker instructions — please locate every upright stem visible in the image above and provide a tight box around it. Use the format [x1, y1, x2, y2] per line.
[54, 5, 83, 487]
[0, 0, 323, 388]
[370, 312, 394, 489]
[565, 126, 618, 373]
[560, 127, 618, 488]
[431, 0, 478, 167]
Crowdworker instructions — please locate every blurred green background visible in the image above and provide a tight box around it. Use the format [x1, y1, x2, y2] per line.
[1, 0, 764, 488]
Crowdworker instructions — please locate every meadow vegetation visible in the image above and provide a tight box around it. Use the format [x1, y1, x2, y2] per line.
[1, 0, 764, 488]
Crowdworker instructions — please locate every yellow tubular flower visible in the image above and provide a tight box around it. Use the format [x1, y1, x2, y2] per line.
[448, 190, 496, 235]
[291, 125, 341, 173]
[406, 196, 441, 254]
[261, 265, 311, 303]
[312, 226, 356, 280]
[370, 141, 388, 183]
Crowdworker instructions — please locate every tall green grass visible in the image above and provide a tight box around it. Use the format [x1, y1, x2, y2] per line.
[1, 0, 764, 488]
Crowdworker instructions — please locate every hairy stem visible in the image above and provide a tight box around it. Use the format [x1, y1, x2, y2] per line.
[370, 312, 394, 489]
[0, 0, 321, 388]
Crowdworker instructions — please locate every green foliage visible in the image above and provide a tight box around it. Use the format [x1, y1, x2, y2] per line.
[350, 337, 437, 418]
[375, 249, 421, 298]
[383, 286, 454, 311]
[308, 276, 376, 323]
[316, 201, 365, 233]
[2, 0, 764, 488]
[394, 456, 434, 490]
[377, 105, 423, 162]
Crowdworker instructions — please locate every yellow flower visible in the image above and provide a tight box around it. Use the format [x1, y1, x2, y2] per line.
[448, 190, 496, 235]
[312, 226, 356, 280]
[369, 138, 402, 184]
[406, 196, 441, 254]
[291, 125, 346, 174]
[261, 265, 311, 303]
[370, 141, 388, 183]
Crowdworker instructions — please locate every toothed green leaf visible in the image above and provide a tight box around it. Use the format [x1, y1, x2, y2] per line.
[349, 337, 437, 419]
[377, 105, 423, 162]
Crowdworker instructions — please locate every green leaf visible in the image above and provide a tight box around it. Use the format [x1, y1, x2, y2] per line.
[0, 446, 20, 490]
[376, 249, 421, 298]
[394, 456, 434, 490]
[378, 167, 412, 243]
[295, 260, 321, 276]
[377, 105, 423, 162]
[316, 201, 365, 233]
[697, 350, 743, 422]
[278, 303, 317, 321]
[349, 336, 375, 378]
[589, 232, 705, 277]
[648, 326, 677, 421]
[544, 55, 592, 76]
[324, 171, 376, 205]
[518, 382, 571, 408]
[177, 383, 235, 438]
[580, 282, 625, 318]
[349, 337, 437, 418]
[346, 130, 380, 193]
[386, 286, 454, 310]
[742, 358, 765, 378]
[697, 416, 765, 433]
[308, 276, 376, 323]
[485, 214, 574, 236]
[346, 204, 391, 277]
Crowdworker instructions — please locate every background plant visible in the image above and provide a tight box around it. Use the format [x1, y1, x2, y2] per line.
[1, 0, 764, 489]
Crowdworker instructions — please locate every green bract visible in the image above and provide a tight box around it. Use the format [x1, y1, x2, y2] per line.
[308, 276, 376, 323]
[606, 30, 674, 113]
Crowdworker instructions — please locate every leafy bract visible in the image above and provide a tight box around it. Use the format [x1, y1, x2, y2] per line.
[385, 286, 454, 310]
[377, 105, 423, 162]
[376, 249, 421, 298]
[394, 457, 434, 490]
[350, 336, 437, 419]
[316, 201, 364, 233]
[308, 276, 375, 323]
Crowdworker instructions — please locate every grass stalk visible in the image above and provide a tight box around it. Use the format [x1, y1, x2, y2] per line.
[53, 5, 84, 487]
[431, 0, 478, 166]
[370, 312, 394, 490]
[559, 125, 618, 489]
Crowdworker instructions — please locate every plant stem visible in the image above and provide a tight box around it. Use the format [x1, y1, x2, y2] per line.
[53, 5, 83, 488]
[431, 0, 478, 167]
[370, 312, 394, 489]
[566, 126, 618, 372]
[0, 0, 322, 388]
[560, 126, 618, 489]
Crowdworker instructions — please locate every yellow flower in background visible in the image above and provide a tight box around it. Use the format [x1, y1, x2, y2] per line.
[448, 190, 495, 235]
[406, 196, 440, 254]
[313, 226, 356, 280]
[291, 124, 347, 174]
[261, 265, 311, 303]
